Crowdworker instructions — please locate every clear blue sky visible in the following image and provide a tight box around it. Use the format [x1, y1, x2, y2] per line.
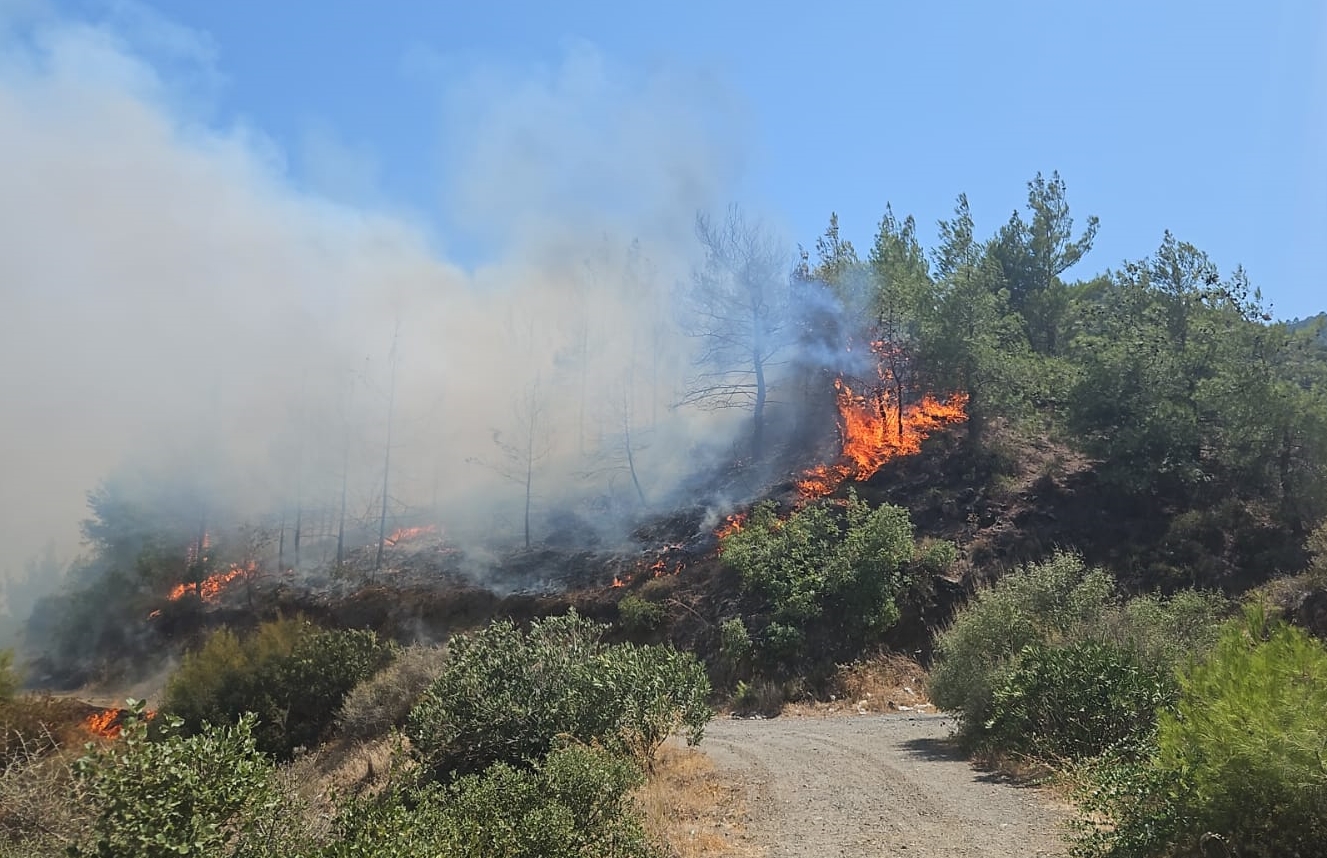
[19, 0, 1327, 319]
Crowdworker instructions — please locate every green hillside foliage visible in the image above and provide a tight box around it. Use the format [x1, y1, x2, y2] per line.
[1074, 608, 1327, 858]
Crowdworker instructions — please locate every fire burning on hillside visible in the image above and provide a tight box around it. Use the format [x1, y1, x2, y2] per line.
[796, 379, 968, 500]
[82, 706, 156, 739]
[165, 560, 255, 604]
[384, 525, 439, 546]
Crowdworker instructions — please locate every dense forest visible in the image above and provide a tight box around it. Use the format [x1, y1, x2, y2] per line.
[3, 173, 1326, 857]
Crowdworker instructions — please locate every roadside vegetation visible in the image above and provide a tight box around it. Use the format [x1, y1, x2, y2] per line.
[928, 548, 1327, 856]
[0, 611, 711, 857]
[5, 172, 1327, 855]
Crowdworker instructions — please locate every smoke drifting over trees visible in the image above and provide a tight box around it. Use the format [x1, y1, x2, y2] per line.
[0, 17, 838, 627]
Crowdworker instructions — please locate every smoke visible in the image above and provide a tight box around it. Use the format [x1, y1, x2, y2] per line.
[0, 11, 849, 626]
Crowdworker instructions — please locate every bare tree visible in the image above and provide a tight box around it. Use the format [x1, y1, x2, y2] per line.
[469, 376, 555, 549]
[678, 205, 795, 459]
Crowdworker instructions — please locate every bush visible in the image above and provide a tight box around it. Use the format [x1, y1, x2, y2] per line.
[70, 701, 279, 858]
[407, 611, 709, 778]
[616, 595, 664, 633]
[443, 745, 656, 858]
[915, 538, 959, 575]
[929, 553, 1111, 737]
[337, 645, 448, 740]
[984, 640, 1172, 760]
[719, 493, 917, 665]
[1075, 609, 1327, 857]
[0, 651, 17, 703]
[929, 553, 1225, 754]
[164, 619, 397, 758]
[716, 617, 753, 683]
[322, 745, 657, 858]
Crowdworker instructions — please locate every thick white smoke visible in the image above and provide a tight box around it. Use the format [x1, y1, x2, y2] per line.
[0, 12, 789, 625]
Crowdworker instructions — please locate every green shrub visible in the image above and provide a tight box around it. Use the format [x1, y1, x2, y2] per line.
[984, 640, 1172, 760]
[616, 595, 664, 632]
[719, 493, 917, 665]
[929, 553, 1225, 754]
[337, 644, 448, 740]
[1308, 519, 1327, 585]
[717, 617, 753, 682]
[322, 745, 656, 858]
[407, 611, 709, 778]
[929, 553, 1111, 737]
[443, 744, 655, 857]
[915, 538, 959, 575]
[164, 619, 396, 758]
[0, 650, 17, 703]
[70, 701, 279, 858]
[1075, 609, 1327, 858]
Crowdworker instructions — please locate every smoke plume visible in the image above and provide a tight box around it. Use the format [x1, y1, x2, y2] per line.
[0, 12, 845, 627]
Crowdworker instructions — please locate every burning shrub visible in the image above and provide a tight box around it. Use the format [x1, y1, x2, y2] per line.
[163, 618, 396, 759]
[719, 493, 918, 670]
[407, 611, 709, 778]
[69, 702, 280, 858]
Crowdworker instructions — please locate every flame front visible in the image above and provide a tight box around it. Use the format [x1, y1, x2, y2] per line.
[384, 525, 438, 546]
[797, 379, 968, 499]
[715, 513, 747, 540]
[83, 709, 121, 738]
[83, 707, 157, 738]
[166, 560, 254, 603]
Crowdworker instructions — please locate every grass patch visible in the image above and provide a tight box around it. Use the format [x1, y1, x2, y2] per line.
[636, 742, 761, 858]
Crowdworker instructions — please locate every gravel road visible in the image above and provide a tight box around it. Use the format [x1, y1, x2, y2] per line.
[702, 713, 1070, 857]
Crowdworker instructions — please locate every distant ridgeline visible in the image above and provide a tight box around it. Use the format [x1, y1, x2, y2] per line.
[1288, 312, 1327, 345]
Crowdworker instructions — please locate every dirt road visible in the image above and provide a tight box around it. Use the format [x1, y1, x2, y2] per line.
[703, 713, 1070, 857]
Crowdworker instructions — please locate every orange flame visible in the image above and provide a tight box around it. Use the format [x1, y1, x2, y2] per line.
[797, 379, 968, 499]
[715, 513, 747, 540]
[166, 560, 254, 603]
[83, 709, 121, 738]
[83, 707, 157, 738]
[611, 576, 625, 588]
[384, 525, 438, 546]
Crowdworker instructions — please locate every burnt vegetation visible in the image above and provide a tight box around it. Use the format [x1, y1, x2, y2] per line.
[4, 173, 1327, 857]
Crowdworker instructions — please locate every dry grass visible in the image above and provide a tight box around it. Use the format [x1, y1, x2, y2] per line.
[636, 741, 762, 858]
[786, 652, 933, 716]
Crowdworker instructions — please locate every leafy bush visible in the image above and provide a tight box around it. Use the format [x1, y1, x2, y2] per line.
[984, 640, 1172, 759]
[407, 611, 709, 777]
[1075, 609, 1327, 858]
[929, 553, 1112, 736]
[70, 701, 279, 858]
[337, 644, 448, 740]
[716, 617, 753, 683]
[720, 494, 917, 665]
[322, 745, 656, 858]
[442, 744, 656, 858]
[616, 595, 664, 633]
[915, 538, 959, 575]
[1308, 519, 1327, 585]
[929, 553, 1225, 753]
[0, 650, 17, 703]
[164, 618, 396, 758]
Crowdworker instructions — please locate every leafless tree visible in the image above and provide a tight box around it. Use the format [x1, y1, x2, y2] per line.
[678, 205, 795, 459]
[469, 376, 555, 549]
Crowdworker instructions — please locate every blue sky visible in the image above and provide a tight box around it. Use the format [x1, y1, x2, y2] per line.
[16, 0, 1325, 318]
